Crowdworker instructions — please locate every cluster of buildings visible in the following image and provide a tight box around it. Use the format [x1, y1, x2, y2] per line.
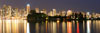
[0, 4, 100, 19]
[0, 4, 30, 19]
[35, 8, 100, 19]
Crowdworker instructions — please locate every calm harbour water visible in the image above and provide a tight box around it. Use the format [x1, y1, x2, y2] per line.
[0, 20, 100, 33]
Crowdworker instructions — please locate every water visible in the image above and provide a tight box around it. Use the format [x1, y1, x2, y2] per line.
[0, 19, 27, 33]
[0, 20, 100, 33]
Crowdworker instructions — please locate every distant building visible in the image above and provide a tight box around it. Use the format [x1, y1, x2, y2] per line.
[0, 9, 2, 16]
[19, 8, 26, 17]
[61, 11, 66, 16]
[67, 10, 72, 16]
[53, 9, 56, 16]
[7, 6, 12, 17]
[35, 8, 39, 13]
[40, 9, 47, 14]
[92, 13, 96, 18]
[2, 5, 12, 18]
[48, 11, 53, 16]
[86, 12, 91, 19]
[12, 8, 18, 17]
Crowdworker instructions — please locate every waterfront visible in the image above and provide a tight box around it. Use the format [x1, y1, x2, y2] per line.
[0, 20, 100, 33]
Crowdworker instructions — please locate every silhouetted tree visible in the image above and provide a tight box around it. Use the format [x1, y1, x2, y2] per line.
[30, 10, 36, 14]
[27, 10, 47, 22]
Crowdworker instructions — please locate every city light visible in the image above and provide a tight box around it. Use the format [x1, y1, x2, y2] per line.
[0, 4, 99, 20]
[67, 10, 72, 16]
[0, 0, 100, 33]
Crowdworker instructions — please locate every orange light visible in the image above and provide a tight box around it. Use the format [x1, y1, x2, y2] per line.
[67, 22, 72, 33]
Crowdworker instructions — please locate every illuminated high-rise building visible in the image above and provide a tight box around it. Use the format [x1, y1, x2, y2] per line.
[26, 4, 30, 15]
[7, 6, 12, 18]
[61, 11, 66, 16]
[43, 9, 47, 14]
[53, 9, 56, 16]
[48, 11, 53, 16]
[2, 5, 7, 17]
[86, 12, 90, 19]
[20, 8, 26, 17]
[35, 8, 39, 13]
[12, 8, 18, 17]
[22, 8, 26, 17]
[0, 9, 2, 17]
[2, 5, 12, 18]
[40, 9, 47, 14]
[81, 12, 85, 18]
[67, 10, 72, 16]
[92, 13, 96, 18]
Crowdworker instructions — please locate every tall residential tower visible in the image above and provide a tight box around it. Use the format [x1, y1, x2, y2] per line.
[26, 4, 30, 15]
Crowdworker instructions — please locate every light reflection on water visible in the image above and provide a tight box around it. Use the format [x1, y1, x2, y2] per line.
[0, 20, 100, 33]
[62, 22, 66, 33]
[0, 19, 28, 33]
[27, 23, 30, 33]
[53, 22, 56, 33]
[67, 21, 72, 33]
[32, 20, 100, 33]
[87, 20, 91, 33]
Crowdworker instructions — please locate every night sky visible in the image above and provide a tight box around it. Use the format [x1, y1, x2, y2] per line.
[0, 0, 100, 13]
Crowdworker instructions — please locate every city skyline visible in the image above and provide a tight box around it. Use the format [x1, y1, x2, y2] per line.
[0, 0, 100, 33]
[0, 0, 100, 13]
[0, 4, 100, 19]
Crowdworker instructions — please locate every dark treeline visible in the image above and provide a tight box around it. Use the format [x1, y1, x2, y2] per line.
[27, 10, 100, 23]
[27, 10, 47, 22]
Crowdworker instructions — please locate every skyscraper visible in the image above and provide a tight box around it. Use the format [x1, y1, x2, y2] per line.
[53, 9, 56, 16]
[0, 9, 2, 16]
[67, 10, 72, 16]
[12, 8, 18, 17]
[48, 11, 53, 16]
[7, 6, 12, 18]
[35, 8, 39, 13]
[2, 5, 7, 17]
[26, 4, 30, 15]
[61, 11, 66, 16]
